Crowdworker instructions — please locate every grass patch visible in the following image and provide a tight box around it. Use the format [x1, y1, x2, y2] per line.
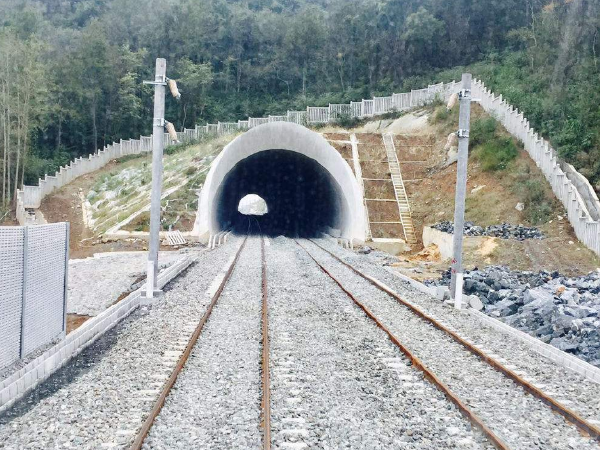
[511, 164, 558, 225]
[470, 117, 518, 172]
[473, 138, 518, 171]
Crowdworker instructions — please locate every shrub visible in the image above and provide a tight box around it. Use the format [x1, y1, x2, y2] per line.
[521, 179, 554, 224]
[430, 106, 450, 124]
[475, 138, 518, 171]
[335, 112, 360, 128]
[470, 117, 497, 147]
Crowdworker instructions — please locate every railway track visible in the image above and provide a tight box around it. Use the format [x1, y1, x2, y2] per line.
[297, 238, 600, 450]
[116, 234, 599, 449]
[129, 236, 272, 449]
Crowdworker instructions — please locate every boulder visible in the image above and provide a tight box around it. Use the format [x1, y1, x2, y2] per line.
[523, 288, 554, 306]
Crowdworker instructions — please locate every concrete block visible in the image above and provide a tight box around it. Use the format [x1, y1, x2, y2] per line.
[24, 372, 34, 391]
[436, 286, 450, 301]
[0, 387, 10, 406]
[467, 295, 484, 311]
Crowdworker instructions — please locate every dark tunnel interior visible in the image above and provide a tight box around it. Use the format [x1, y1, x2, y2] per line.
[215, 150, 342, 237]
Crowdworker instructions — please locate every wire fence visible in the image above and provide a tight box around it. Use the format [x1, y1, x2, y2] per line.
[0, 223, 69, 371]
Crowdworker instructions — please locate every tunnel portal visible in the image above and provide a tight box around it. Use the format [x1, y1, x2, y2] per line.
[195, 122, 366, 242]
[216, 150, 342, 237]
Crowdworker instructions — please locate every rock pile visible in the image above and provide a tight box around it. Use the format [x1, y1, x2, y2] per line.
[432, 221, 543, 241]
[428, 266, 600, 367]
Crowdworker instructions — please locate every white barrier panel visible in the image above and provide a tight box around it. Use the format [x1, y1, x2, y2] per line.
[0, 223, 68, 371]
[472, 78, 600, 257]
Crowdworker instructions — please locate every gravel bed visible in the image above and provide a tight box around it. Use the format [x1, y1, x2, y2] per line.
[267, 237, 492, 449]
[431, 221, 543, 240]
[307, 239, 600, 449]
[315, 238, 600, 427]
[0, 240, 241, 449]
[427, 266, 600, 367]
[68, 250, 184, 316]
[143, 237, 263, 449]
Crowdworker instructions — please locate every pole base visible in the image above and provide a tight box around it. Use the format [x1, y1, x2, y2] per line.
[140, 290, 164, 305]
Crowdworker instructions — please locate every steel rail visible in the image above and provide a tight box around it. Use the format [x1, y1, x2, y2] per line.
[129, 236, 248, 450]
[261, 237, 272, 450]
[295, 239, 510, 450]
[307, 238, 600, 442]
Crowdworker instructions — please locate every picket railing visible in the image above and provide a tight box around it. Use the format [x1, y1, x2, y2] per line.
[17, 77, 600, 259]
[472, 79, 600, 257]
[16, 81, 457, 225]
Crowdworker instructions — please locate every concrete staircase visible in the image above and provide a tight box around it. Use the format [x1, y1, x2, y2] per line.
[382, 133, 417, 244]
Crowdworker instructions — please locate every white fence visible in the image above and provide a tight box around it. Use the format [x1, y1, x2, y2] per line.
[0, 223, 69, 371]
[472, 79, 600, 257]
[15, 81, 457, 225]
[15, 78, 600, 258]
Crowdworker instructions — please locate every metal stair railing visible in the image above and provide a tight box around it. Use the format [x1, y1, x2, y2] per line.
[382, 133, 417, 244]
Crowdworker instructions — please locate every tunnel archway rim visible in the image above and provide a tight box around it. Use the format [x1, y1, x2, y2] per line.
[194, 122, 366, 242]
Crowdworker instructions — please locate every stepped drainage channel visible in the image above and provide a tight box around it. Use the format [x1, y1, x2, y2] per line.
[215, 150, 345, 237]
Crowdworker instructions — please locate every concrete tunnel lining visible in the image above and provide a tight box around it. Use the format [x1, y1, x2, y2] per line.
[194, 122, 366, 241]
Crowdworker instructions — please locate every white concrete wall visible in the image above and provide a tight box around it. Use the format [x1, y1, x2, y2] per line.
[422, 226, 454, 261]
[194, 122, 367, 242]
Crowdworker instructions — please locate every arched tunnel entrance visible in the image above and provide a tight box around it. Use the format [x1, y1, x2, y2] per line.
[194, 122, 366, 242]
[216, 150, 342, 237]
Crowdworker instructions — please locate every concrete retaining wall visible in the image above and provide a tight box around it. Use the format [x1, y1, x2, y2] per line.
[422, 226, 454, 261]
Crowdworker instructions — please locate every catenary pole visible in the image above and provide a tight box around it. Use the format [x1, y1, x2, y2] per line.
[146, 58, 167, 298]
[449, 73, 472, 308]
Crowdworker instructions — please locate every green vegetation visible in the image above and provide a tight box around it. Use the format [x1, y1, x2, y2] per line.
[89, 135, 228, 234]
[1, 0, 598, 212]
[335, 114, 361, 130]
[470, 118, 519, 172]
[511, 165, 558, 225]
[0, 0, 544, 208]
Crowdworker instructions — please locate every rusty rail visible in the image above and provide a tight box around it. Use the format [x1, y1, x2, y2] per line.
[307, 238, 600, 443]
[261, 237, 272, 450]
[129, 237, 248, 450]
[296, 239, 510, 450]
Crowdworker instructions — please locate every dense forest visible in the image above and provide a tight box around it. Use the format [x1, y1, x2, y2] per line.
[0, 0, 598, 212]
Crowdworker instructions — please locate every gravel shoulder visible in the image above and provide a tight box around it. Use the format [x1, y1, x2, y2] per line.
[0, 240, 241, 449]
[267, 237, 492, 449]
[68, 250, 185, 316]
[310, 238, 600, 448]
